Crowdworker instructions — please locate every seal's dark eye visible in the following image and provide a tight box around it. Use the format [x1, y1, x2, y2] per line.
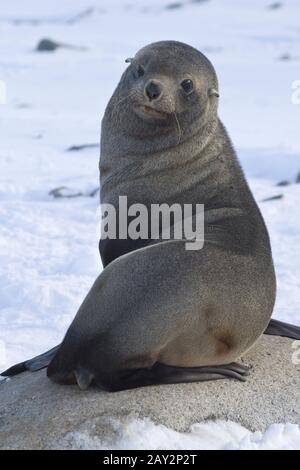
[181, 79, 194, 94]
[133, 64, 145, 78]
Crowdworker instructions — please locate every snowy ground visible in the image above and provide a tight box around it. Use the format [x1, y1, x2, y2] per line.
[0, 0, 300, 449]
[66, 419, 300, 450]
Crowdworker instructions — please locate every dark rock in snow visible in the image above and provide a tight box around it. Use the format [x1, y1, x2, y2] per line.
[49, 187, 83, 199]
[66, 7, 94, 25]
[67, 144, 99, 152]
[36, 38, 88, 53]
[36, 39, 61, 52]
[278, 53, 300, 62]
[261, 194, 283, 202]
[267, 2, 283, 10]
[166, 3, 183, 10]
[49, 186, 99, 199]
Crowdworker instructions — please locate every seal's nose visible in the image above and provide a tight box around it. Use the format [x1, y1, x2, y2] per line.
[145, 81, 162, 101]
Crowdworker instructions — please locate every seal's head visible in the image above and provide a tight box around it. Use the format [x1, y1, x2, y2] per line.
[117, 41, 219, 127]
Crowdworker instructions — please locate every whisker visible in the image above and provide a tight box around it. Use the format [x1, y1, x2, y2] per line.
[173, 112, 182, 145]
[114, 92, 134, 108]
[112, 92, 136, 123]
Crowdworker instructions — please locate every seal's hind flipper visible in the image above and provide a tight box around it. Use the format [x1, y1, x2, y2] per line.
[1, 344, 60, 377]
[264, 319, 300, 340]
[152, 362, 250, 384]
[99, 362, 250, 392]
[1, 362, 27, 377]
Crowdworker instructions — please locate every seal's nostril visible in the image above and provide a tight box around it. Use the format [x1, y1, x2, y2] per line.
[145, 81, 162, 101]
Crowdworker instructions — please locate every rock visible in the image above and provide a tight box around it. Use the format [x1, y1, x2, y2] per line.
[165, 2, 183, 10]
[49, 186, 83, 199]
[261, 194, 283, 202]
[67, 143, 99, 152]
[36, 38, 87, 53]
[48, 186, 99, 199]
[267, 2, 283, 10]
[36, 39, 61, 52]
[278, 53, 291, 61]
[278, 53, 300, 62]
[16, 103, 32, 109]
[66, 7, 94, 25]
[0, 336, 299, 449]
[89, 187, 100, 197]
[7, 7, 96, 26]
[276, 172, 300, 186]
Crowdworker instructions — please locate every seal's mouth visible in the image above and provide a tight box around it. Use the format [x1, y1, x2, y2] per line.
[134, 104, 169, 119]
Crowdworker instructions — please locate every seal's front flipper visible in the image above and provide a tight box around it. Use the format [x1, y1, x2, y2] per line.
[1, 344, 60, 377]
[264, 319, 300, 340]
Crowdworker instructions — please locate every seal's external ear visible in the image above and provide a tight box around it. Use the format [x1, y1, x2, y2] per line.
[208, 88, 220, 98]
[125, 57, 133, 63]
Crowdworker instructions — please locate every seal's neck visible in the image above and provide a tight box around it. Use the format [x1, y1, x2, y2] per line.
[191, 120, 253, 209]
[101, 108, 255, 217]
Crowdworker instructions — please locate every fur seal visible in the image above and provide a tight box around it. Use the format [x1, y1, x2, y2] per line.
[2, 41, 300, 389]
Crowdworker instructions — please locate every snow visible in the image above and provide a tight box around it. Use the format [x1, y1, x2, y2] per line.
[0, 0, 299, 449]
[65, 418, 300, 450]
